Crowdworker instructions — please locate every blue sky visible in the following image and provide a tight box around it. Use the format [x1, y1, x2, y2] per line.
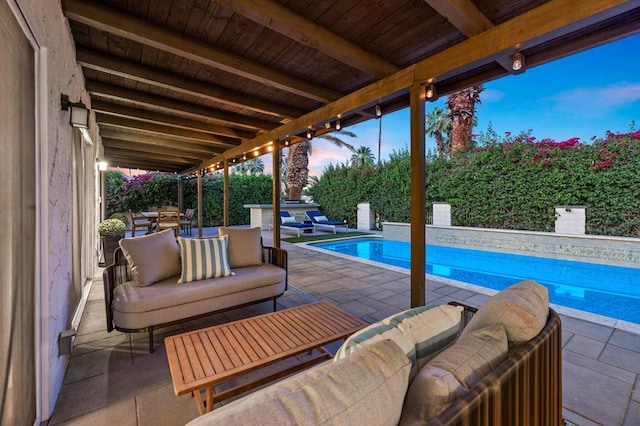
[266, 33, 640, 177]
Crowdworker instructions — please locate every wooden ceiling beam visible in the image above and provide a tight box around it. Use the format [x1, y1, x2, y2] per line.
[100, 128, 223, 155]
[104, 155, 186, 173]
[104, 147, 197, 165]
[425, 0, 513, 72]
[86, 80, 278, 131]
[62, 0, 340, 103]
[95, 113, 240, 148]
[76, 48, 305, 118]
[102, 138, 213, 160]
[92, 99, 254, 139]
[202, 0, 636, 169]
[215, 0, 399, 78]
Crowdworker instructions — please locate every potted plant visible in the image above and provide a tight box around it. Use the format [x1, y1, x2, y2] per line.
[98, 218, 126, 266]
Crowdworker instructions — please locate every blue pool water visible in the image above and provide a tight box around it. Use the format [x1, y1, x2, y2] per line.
[313, 238, 640, 324]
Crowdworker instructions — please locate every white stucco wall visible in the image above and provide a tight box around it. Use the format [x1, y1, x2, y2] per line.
[15, 0, 100, 419]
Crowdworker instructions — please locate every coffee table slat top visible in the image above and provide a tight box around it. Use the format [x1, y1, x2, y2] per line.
[165, 301, 369, 396]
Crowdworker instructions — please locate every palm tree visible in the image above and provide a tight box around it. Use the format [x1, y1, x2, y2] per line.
[447, 85, 483, 154]
[350, 146, 375, 167]
[286, 130, 356, 200]
[425, 106, 451, 158]
[232, 158, 264, 175]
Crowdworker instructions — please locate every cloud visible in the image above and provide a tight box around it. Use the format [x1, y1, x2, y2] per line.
[480, 88, 505, 103]
[546, 82, 640, 115]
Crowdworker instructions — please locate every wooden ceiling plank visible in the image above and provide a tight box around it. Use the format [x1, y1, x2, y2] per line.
[95, 113, 239, 147]
[102, 140, 213, 160]
[91, 99, 254, 139]
[425, 0, 494, 37]
[201, 0, 636, 169]
[76, 48, 305, 118]
[214, 0, 399, 78]
[105, 155, 187, 172]
[62, 0, 340, 103]
[105, 147, 197, 165]
[100, 128, 222, 154]
[86, 79, 278, 131]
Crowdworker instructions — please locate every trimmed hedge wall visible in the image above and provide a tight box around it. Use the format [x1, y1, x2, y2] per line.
[309, 131, 640, 237]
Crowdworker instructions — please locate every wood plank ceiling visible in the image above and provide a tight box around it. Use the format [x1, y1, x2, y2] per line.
[62, 0, 640, 173]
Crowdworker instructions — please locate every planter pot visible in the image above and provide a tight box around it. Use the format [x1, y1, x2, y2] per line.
[101, 236, 123, 266]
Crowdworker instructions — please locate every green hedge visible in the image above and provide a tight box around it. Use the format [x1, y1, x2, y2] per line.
[106, 172, 272, 226]
[309, 130, 640, 237]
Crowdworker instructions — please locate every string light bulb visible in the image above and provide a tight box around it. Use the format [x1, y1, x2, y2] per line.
[375, 104, 382, 117]
[335, 119, 341, 131]
[307, 128, 314, 139]
[512, 52, 525, 73]
[426, 83, 438, 101]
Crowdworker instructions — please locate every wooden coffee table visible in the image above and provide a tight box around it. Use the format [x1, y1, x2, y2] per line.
[164, 301, 369, 415]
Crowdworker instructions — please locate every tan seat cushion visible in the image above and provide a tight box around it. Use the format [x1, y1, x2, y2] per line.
[399, 325, 508, 425]
[186, 339, 411, 426]
[118, 229, 181, 287]
[460, 279, 549, 344]
[219, 227, 263, 268]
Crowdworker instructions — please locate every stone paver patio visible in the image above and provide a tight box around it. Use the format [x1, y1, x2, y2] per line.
[48, 231, 640, 425]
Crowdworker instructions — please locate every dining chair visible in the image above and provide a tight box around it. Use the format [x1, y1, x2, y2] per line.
[157, 210, 181, 236]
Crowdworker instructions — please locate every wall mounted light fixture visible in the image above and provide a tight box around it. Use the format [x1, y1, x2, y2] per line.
[61, 94, 90, 129]
[97, 160, 108, 171]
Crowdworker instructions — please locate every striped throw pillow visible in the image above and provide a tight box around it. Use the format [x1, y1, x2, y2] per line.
[177, 236, 233, 283]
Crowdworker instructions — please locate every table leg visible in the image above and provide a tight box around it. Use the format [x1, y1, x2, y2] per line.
[206, 387, 214, 413]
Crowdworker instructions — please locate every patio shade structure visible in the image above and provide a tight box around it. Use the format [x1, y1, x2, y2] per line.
[63, 0, 640, 306]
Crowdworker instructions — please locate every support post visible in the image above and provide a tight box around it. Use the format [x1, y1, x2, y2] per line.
[272, 143, 281, 248]
[223, 159, 229, 227]
[410, 83, 426, 308]
[178, 177, 184, 212]
[197, 170, 203, 238]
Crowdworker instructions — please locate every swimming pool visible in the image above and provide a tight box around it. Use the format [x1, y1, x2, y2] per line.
[313, 237, 640, 324]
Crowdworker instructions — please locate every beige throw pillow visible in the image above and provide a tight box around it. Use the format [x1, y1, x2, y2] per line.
[399, 325, 508, 424]
[218, 227, 262, 268]
[460, 279, 549, 344]
[186, 339, 411, 426]
[118, 229, 181, 287]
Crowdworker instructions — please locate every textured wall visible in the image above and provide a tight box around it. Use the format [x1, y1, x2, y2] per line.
[15, 0, 100, 418]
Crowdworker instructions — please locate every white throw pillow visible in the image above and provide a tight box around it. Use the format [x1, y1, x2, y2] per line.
[281, 216, 297, 224]
[315, 215, 329, 222]
[118, 229, 181, 287]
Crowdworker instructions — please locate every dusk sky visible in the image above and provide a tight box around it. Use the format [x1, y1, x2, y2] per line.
[260, 32, 640, 178]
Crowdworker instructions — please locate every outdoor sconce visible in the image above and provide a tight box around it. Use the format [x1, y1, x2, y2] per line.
[426, 83, 438, 101]
[97, 160, 108, 171]
[61, 94, 90, 129]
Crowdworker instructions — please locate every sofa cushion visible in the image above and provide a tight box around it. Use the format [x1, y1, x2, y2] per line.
[218, 227, 262, 268]
[177, 236, 232, 283]
[399, 325, 508, 425]
[186, 339, 411, 426]
[118, 229, 181, 287]
[460, 279, 549, 344]
[334, 304, 463, 379]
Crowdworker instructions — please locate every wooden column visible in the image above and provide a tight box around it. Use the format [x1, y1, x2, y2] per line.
[178, 177, 184, 212]
[272, 143, 281, 248]
[410, 82, 426, 308]
[197, 170, 203, 238]
[223, 159, 229, 227]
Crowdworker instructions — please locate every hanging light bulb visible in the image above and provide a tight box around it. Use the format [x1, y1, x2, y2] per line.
[324, 122, 331, 129]
[426, 83, 438, 101]
[512, 52, 525, 72]
[335, 119, 341, 131]
[375, 104, 382, 117]
[307, 128, 313, 139]
[284, 138, 290, 146]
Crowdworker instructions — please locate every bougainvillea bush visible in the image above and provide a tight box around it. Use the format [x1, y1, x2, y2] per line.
[106, 172, 272, 226]
[309, 130, 640, 237]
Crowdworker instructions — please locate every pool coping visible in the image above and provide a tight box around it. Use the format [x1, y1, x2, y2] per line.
[297, 237, 640, 336]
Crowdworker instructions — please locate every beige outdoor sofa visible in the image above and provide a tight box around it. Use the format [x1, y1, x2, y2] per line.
[103, 228, 287, 353]
[187, 280, 562, 426]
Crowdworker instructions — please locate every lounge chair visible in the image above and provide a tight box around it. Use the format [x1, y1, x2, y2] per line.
[305, 210, 348, 234]
[273, 211, 314, 237]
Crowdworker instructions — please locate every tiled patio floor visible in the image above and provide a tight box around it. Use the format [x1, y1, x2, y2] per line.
[48, 231, 640, 425]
